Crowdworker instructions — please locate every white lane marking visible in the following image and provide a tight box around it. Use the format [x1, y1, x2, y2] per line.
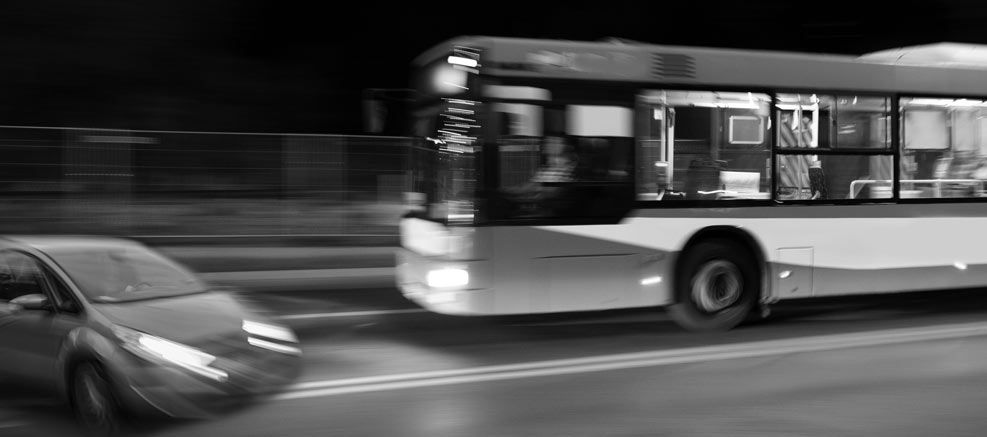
[0, 421, 26, 429]
[276, 308, 426, 320]
[276, 321, 987, 400]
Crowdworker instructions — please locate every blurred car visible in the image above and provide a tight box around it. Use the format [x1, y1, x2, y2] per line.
[0, 236, 302, 435]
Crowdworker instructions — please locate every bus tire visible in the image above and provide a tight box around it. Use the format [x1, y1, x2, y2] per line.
[667, 239, 758, 331]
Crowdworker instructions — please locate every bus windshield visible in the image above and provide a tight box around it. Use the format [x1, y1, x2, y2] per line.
[408, 53, 482, 224]
[409, 101, 480, 223]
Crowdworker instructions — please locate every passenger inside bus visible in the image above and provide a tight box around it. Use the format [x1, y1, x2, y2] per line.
[531, 136, 577, 183]
[497, 103, 635, 218]
[503, 134, 581, 216]
[776, 112, 817, 199]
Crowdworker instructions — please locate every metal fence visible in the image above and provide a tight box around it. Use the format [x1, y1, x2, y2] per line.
[0, 126, 413, 238]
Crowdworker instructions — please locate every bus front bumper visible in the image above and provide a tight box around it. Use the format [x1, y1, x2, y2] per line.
[396, 249, 492, 315]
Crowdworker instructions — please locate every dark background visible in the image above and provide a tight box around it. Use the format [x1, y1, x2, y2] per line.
[0, 0, 983, 134]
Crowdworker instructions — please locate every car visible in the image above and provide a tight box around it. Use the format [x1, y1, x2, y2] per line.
[0, 236, 302, 435]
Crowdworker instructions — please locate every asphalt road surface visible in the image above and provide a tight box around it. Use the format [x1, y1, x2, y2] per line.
[6, 286, 987, 437]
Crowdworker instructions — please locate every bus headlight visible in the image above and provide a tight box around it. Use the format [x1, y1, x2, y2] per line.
[426, 268, 469, 288]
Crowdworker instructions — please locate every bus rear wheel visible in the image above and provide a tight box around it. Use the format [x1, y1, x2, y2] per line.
[667, 239, 758, 331]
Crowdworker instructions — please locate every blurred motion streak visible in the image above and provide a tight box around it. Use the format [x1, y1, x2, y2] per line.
[0, 125, 414, 237]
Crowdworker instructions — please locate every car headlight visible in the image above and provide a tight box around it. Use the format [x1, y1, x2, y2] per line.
[113, 326, 228, 382]
[242, 320, 302, 355]
[242, 320, 298, 343]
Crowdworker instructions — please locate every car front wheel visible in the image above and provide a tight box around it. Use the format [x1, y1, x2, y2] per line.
[72, 362, 122, 436]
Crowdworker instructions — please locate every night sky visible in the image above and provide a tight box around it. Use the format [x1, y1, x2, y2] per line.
[1, 0, 985, 134]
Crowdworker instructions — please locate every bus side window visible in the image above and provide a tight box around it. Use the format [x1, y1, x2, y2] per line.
[637, 89, 772, 201]
[495, 103, 544, 188]
[566, 105, 633, 184]
[572, 138, 606, 180]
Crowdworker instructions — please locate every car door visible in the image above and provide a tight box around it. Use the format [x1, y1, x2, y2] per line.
[0, 249, 45, 379]
[0, 250, 85, 385]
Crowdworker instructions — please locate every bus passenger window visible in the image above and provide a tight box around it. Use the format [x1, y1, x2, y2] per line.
[495, 103, 544, 188]
[636, 90, 772, 201]
[496, 103, 634, 219]
[900, 97, 987, 199]
[775, 93, 893, 201]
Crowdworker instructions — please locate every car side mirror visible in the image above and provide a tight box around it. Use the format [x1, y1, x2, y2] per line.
[10, 294, 50, 311]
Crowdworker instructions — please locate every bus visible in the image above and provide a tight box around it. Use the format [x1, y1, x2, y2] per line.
[396, 36, 987, 331]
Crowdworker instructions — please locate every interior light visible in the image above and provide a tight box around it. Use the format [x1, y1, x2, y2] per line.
[908, 98, 954, 106]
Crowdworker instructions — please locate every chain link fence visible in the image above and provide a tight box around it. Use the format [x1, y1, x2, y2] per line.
[0, 126, 413, 239]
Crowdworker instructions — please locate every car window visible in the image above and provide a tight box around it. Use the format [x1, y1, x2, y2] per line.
[42, 267, 81, 314]
[0, 251, 46, 302]
[45, 246, 207, 303]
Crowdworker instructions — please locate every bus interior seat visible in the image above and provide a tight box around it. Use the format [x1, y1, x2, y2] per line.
[720, 171, 761, 197]
[684, 157, 725, 199]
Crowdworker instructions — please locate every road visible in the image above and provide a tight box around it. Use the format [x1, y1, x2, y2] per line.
[5, 285, 987, 436]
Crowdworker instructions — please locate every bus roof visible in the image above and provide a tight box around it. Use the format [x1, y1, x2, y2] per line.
[416, 36, 987, 96]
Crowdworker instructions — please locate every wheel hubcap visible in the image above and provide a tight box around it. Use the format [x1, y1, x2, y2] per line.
[691, 260, 742, 313]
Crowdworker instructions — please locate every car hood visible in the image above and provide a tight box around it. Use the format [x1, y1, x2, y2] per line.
[95, 291, 256, 345]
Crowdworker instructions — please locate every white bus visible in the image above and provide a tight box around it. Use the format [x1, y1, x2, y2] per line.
[397, 36, 987, 331]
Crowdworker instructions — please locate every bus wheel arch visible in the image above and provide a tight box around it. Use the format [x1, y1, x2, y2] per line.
[667, 227, 768, 331]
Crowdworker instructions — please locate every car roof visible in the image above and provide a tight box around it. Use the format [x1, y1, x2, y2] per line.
[0, 236, 145, 254]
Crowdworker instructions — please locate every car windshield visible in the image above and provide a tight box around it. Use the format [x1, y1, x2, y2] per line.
[46, 246, 207, 303]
